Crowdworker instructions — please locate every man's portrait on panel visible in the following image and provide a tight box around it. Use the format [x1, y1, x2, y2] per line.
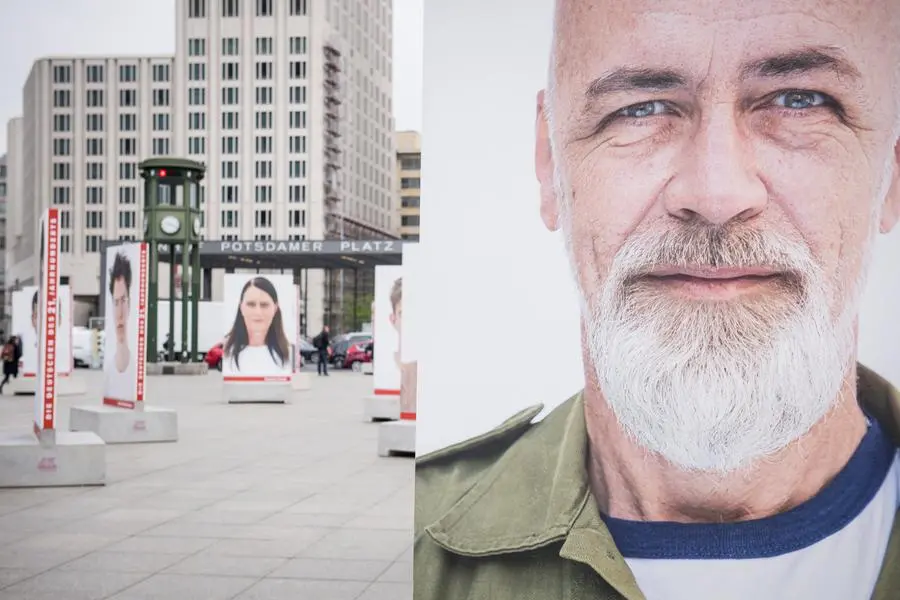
[415, 1, 900, 598]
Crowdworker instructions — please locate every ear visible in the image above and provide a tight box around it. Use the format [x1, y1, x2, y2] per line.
[881, 140, 900, 233]
[535, 90, 562, 232]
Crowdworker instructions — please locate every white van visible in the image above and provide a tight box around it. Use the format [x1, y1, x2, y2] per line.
[72, 326, 95, 368]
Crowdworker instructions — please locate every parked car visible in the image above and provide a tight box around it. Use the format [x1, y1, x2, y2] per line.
[297, 338, 317, 363]
[331, 336, 372, 369]
[205, 342, 223, 370]
[342, 340, 373, 371]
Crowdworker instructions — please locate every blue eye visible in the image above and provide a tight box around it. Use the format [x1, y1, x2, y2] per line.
[618, 100, 669, 119]
[773, 91, 827, 110]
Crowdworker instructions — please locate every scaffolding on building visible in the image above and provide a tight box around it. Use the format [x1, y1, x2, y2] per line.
[322, 42, 346, 331]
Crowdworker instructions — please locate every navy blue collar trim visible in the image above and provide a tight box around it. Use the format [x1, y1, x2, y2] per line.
[602, 419, 896, 560]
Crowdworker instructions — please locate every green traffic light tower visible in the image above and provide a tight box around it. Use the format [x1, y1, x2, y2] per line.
[138, 158, 206, 364]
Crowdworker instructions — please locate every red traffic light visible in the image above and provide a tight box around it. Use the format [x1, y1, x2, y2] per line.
[159, 169, 167, 177]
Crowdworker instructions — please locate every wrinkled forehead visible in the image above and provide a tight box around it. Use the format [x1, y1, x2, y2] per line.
[550, 0, 900, 113]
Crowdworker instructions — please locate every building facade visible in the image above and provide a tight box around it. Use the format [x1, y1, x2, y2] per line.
[5, 117, 27, 296]
[12, 56, 175, 323]
[174, 0, 397, 334]
[396, 130, 420, 241]
[0, 154, 7, 333]
[6, 0, 396, 335]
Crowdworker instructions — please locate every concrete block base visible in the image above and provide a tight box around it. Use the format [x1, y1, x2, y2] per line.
[0, 430, 106, 488]
[291, 372, 311, 391]
[8, 376, 35, 396]
[146, 362, 209, 376]
[377, 420, 416, 457]
[9, 375, 86, 396]
[361, 363, 374, 375]
[363, 395, 399, 422]
[225, 382, 290, 404]
[69, 405, 178, 444]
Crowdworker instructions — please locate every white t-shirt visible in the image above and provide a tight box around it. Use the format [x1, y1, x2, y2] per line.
[224, 345, 290, 377]
[103, 343, 137, 402]
[603, 418, 898, 600]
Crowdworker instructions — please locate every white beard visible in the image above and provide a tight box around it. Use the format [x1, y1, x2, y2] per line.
[544, 98, 891, 476]
[562, 209, 877, 475]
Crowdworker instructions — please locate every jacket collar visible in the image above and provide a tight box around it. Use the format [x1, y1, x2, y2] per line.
[424, 364, 900, 587]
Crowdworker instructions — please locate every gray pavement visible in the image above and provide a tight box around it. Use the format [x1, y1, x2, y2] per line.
[0, 368, 413, 600]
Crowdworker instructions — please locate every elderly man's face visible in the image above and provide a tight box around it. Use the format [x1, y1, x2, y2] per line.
[536, 0, 900, 472]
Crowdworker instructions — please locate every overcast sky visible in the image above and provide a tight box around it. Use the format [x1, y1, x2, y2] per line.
[0, 0, 423, 155]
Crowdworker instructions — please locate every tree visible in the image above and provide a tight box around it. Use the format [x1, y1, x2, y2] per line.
[342, 292, 373, 333]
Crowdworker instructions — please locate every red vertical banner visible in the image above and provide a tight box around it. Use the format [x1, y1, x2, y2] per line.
[34, 208, 60, 438]
[135, 243, 148, 405]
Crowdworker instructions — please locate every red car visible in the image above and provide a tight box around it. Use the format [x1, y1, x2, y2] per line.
[206, 341, 332, 371]
[205, 343, 224, 370]
[339, 340, 373, 371]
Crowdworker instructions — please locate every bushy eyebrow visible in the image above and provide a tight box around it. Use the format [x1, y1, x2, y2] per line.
[581, 46, 861, 106]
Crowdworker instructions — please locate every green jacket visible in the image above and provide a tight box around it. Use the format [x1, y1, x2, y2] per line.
[414, 364, 900, 600]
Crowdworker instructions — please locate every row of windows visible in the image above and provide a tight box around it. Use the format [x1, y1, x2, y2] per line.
[218, 61, 306, 81]
[187, 0, 307, 19]
[50, 209, 138, 231]
[52, 88, 170, 109]
[184, 132, 308, 156]
[187, 84, 307, 106]
[186, 60, 306, 82]
[57, 209, 306, 238]
[55, 112, 170, 136]
[213, 134, 307, 155]
[218, 160, 307, 180]
[186, 109, 307, 131]
[218, 209, 306, 229]
[52, 63, 171, 85]
[52, 135, 170, 159]
[187, 36, 307, 58]
[53, 185, 311, 217]
[220, 184, 307, 204]
[53, 185, 140, 206]
[52, 162, 142, 182]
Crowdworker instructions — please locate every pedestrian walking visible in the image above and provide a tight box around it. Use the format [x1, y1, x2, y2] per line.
[0, 336, 21, 394]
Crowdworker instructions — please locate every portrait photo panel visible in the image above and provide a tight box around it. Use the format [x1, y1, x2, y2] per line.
[222, 274, 296, 382]
[57, 286, 72, 376]
[373, 265, 403, 395]
[36, 208, 60, 433]
[399, 243, 420, 418]
[102, 242, 144, 407]
[416, 0, 900, 597]
[12, 287, 39, 378]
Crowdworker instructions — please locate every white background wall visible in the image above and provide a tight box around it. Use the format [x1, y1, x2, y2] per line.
[417, 0, 900, 456]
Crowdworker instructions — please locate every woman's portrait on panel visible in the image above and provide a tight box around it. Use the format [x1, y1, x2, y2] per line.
[223, 276, 292, 376]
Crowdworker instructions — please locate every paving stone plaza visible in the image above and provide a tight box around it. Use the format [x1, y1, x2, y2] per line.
[0, 369, 413, 600]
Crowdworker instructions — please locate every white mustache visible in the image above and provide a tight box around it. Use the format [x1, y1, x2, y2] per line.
[608, 224, 820, 291]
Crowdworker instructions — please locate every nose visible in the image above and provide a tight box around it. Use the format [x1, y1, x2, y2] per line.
[663, 107, 767, 226]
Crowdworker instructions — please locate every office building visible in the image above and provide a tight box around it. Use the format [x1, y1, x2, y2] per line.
[11, 56, 175, 323]
[174, 0, 396, 334]
[7, 0, 396, 334]
[395, 130, 420, 241]
[5, 117, 26, 296]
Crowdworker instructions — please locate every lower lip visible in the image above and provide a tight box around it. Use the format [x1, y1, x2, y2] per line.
[644, 274, 782, 299]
